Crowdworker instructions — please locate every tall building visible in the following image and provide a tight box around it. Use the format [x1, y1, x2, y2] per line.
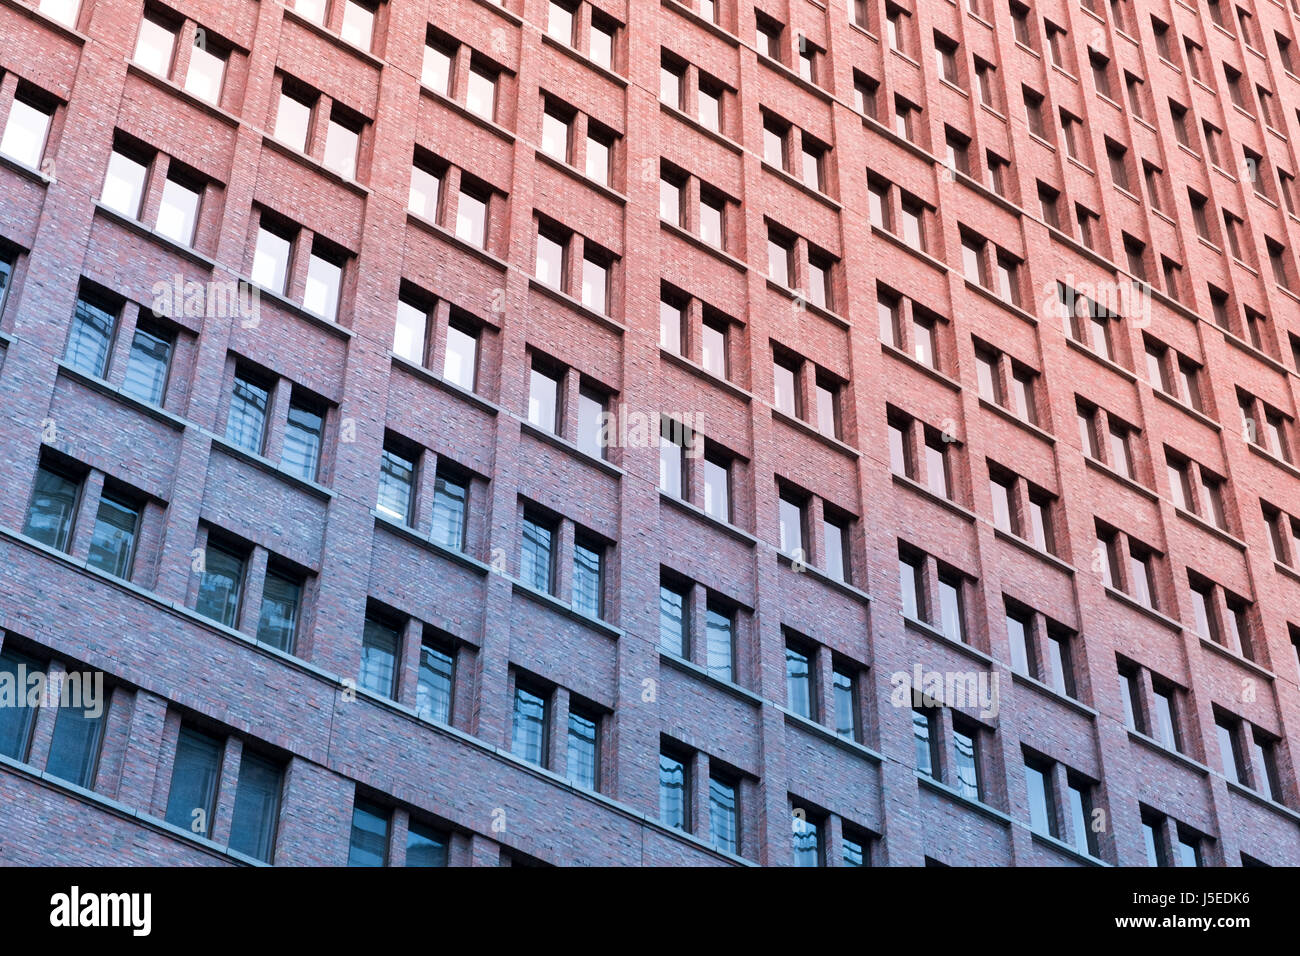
[0, 0, 1298, 867]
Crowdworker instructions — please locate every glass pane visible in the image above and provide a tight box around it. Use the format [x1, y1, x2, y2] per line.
[282, 403, 324, 480]
[703, 458, 729, 520]
[416, 644, 455, 724]
[256, 569, 301, 653]
[833, 670, 855, 739]
[86, 495, 140, 579]
[709, 778, 737, 853]
[340, 0, 375, 48]
[422, 45, 452, 94]
[577, 391, 605, 459]
[581, 258, 608, 313]
[273, 93, 312, 152]
[585, 135, 609, 183]
[527, 368, 558, 431]
[520, 517, 553, 593]
[572, 541, 602, 617]
[24, 466, 79, 551]
[133, 18, 176, 75]
[705, 608, 733, 681]
[184, 44, 226, 105]
[785, 645, 812, 717]
[196, 544, 244, 627]
[155, 178, 200, 247]
[408, 165, 441, 219]
[45, 696, 106, 788]
[101, 151, 148, 219]
[65, 296, 117, 378]
[0, 100, 51, 168]
[912, 710, 933, 774]
[377, 449, 414, 522]
[405, 821, 449, 866]
[535, 233, 564, 287]
[347, 799, 389, 866]
[303, 255, 342, 322]
[251, 227, 292, 294]
[659, 585, 687, 655]
[443, 324, 478, 390]
[323, 121, 359, 179]
[455, 191, 488, 247]
[792, 811, 820, 866]
[0, 652, 39, 760]
[511, 686, 547, 764]
[392, 300, 427, 363]
[566, 709, 598, 788]
[701, 324, 726, 377]
[359, 619, 398, 698]
[164, 727, 222, 836]
[225, 376, 269, 454]
[229, 752, 282, 862]
[659, 753, 687, 828]
[465, 67, 496, 121]
[1025, 763, 1052, 833]
[431, 473, 467, 551]
[823, 519, 846, 582]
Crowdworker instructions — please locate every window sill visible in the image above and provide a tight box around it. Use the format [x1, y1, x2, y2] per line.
[123, 61, 241, 127]
[660, 347, 753, 404]
[390, 352, 500, 417]
[56, 361, 188, 433]
[519, 417, 625, 479]
[916, 772, 1011, 827]
[1151, 387, 1220, 432]
[1083, 455, 1158, 502]
[779, 707, 883, 764]
[468, 0, 524, 25]
[207, 431, 335, 501]
[510, 578, 622, 639]
[417, 82, 517, 144]
[1275, 559, 1300, 587]
[992, 526, 1075, 576]
[977, 397, 1056, 445]
[759, 158, 841, 211]
[1064, 336, 1136, 382]
[763, 277, 849, 328]
[1198, 636, 1273, 681]
[1009, 671, 1096, 719]
[962, 279, 1037, 327]
[243, 276, 355, 340]
[1029, 829, 1108, 866]
[1172, 506, 1245, 551]
[1220, 324, 1292, 376]
[1127, 729, 1210, 777]
[769, 405, 861, 459]
[659, 490, 757, 546]
[775, 549, 871, 605]
[659, 649, 762, 706]
[660, 219, 748, 274]
[657, 100, 743, 154]
[870, 224, 950, 278]
[405, 209, 509, 273]
[281, 5, 386, 70]
[881, 342, 961, 392]
[261, 134, 371, 198]
[890, 472, 976, 523]
[370, 508, 491, 578]
[92, 200, 218, 273]
[755, 50, 834, 103]
[528, 276, 626, 335]
[1246, 440, 1300, 480]
[540, 30, 627, 88]
[660, 0, 740, 46]
[0, 0, 87, 42]
[534, 148, 626, 205]
[0, 148, 53, 187]
[1102, 585, 1182, 632]
[1225, 779, 1299, 823]
[902, 613, 997, 669]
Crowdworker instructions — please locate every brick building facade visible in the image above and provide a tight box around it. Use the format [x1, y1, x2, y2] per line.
[1, 0, 1299, 866]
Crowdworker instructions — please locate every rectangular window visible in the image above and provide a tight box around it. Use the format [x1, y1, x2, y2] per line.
[913, 708, 936, 776]
[65, 293, 118, 379]
[785, 642, 814, 719]
[164, 726, 222, 838]
[228, 751, 282, 863]
[431, 471, 468, 552]
[225, 374, 270, 455]
[791, 806, 822, 866]
[701, 320, 727, 379]
[45, 690, 107, 788]
[572, 536, 603, 618]
[416, 641, 455, 724]
[823, 516, 848, 583]
[122, 322, 174, 405]
[347, 798, 390, 866]
[952, 721, 980, 799]
[256, 566, 301, 653]
[377, 443, 416, 524]
[196, 540, 245, 628]
[1024, 759, 1057, 836]
[465, 65, 496, 122]
[303, 249, 342, 323]
[1006, 610, 1034, 678]
[520, 512, 555, 593]
[101, 149, 149, 219]
[535, 230, 565, 288]
[703, 454, 730, 522]
[659, 580, 688, 656]
[359, 616, 399, 698]
[251, 225, 292, 295]
[709, 776, 738, 854]
[511, 683, 548, 766]
[406, 820, 449, 867]
[705, 604, 734, 682]
[659, 750, 689, 830]
[443, 319, 478, 391]
[282, 400, 324, 481]
[0, 97, 52, 169]
[87, 492, 140, 580]
[408, 162, 442, 221]
[24, 463, 80, 552]
[899, 552, 923, 620]
[0, 652, 38, 760]
[566, 706, 599, 789]
[455, 189, 489, 248]
[322, 116, 359, 180]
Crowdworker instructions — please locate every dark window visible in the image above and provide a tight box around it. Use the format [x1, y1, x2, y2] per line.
[952, 720, 980, 799]
[228, 751, 282, 863]
[833, 667, 857, 740]
[705, 603, 734, 682]
[122, 321, 174, 405]
[785, 641, 814, 719]
[65, 293, 118, 378]
[377, 442, 416, 524]
[913, 708, 937, 776]
[359, 615, 399, 699]
[405, 820, 450, 866]
[1024, 758, 1057, 836]
[164, 726, 223, 838]
[347, 798, 390, 866]
[416, 640, 455, 724]
[659, 580, 688, 656]
[572, 536, 603, 618]
[709, 775, 738, 854]
[44, 686, 107, 788]
[196, 540, 245, 628]
[23, 463, 80, 552]
[256, 566, 302, 653]
[791, 805, 823, 866]
[511, 682, 548, 766]
[430, 470, 468, 551]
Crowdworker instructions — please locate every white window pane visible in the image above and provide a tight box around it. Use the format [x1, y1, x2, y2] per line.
[536, 234, 563, 287]
[590, 27, 613, 68]
[38, 0, 79, 26]
[155, 178, 200, 246]
[548, 3, 574, 43]
[323, 121, 359, 179]
[585, 137, 609, 184]
[133, 18, 176, 76]
[528, 369, 558, 431]
[1, 100, 52, 169]
[340, 1, 375, 49]
[422, 46, 452, 94]
[443, 325, 477, 389]
[100, 151, 148, 218]
[582, 259, 608, 312]
[294, 0, 327, 24]
[408, 166, 441, 219]
[274, 94, 312, 152]
[393, 300, 427, 364]
[455, 192, 487, 247]
[541, 112, 568, 159]
[466, 68, 496, 121]
[303, 255, 342, 321]
[184, 45, 226, 105]
[251, 228, 292, 294]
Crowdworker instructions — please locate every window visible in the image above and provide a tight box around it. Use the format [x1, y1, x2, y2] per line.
[422, 40, 454, 94]
[705, 603, 734, 681]
[548, 0, 575, 43]
[527, 362, 560, 433]
[322, 112, 360, 180]
[659, 580, 688, 656]
[1006, 609, 1034, 677]
[791, 805, 823, 866]
[912, 708, 937, 776]
[359, 615, 399, 698]
[1024, 758, 1057, 837]
[823, 513, 849, 582]
[938, 572, 965, 643]
[659, 296, 683, 354]
[703, 452, 730, 522]
[924, 431, 951, 498]
[1117, 664, 1143, 733]
[228, 752, 283, 863]
[572, 535, 603, 618]
[251, 224, 293, 296]
[455, 187, 489, 248]
[155, 173, 202, 247]
[377, 440, 416, 523]
[709, 776, 738, 854]
[766, 233, 792, 286]
[408, 159, 443, 222]
[193, 534, 244, 631]
[659, 419, 685, 498]
[100, 148, 149, 220]
[511, 682, 548, 766]
[899, 551, 924, 620]
[1, 94, 52, 169]
[225, 373, 269, 455]
[1152, 683, 1181, 751]
[431, 470, 468, 551]
[660, 59, 683, 108]
[164, 726, 222, 838]
[833, 667, 857, 740]
[465, 64, 497, 122]
[535, 230, 565, 289]
[24, 462, 80, 552]
[778, 491, 805, 557]
[303, 246, 343, 323]
[406, 820, 449, 867]
[443, 318, 479, 390]
[1023, 87, 1047, 139]
[539, 110, 565, 163]
[0, 651, 38, 760]
[589, 17, 615, 69]
[520, 511, 555, 594]
[581, 253, 609, 314]
[256, 566, 301, 653]
[416, 640, 455, 724]
[45, 682, 107, 789]
[659, 750, 689, 830]
[65, 291, 119, 379]
[87, 491, 141, 580]
[566, 706, 598, 789]
[785, 641, 814, 718]
[1216, 714, 1246, 785]
[347, 798, 390, 866]
[282, 399, 324, 481]
[700, 194, 724, 249]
